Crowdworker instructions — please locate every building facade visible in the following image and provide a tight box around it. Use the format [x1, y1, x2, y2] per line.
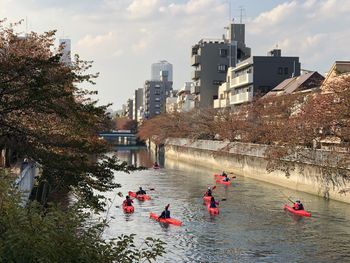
[132, 88, 143, 121]
[231, 50, 300, 106]
[143, 71, 173, 119]
[214, 49, 301, 108]
[126, 99, 133, 119]
[191, 21, 251, 109]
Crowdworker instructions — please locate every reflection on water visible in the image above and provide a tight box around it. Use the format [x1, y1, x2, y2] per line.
[102, 148, 350, 263]
[114, 146, 162, 168]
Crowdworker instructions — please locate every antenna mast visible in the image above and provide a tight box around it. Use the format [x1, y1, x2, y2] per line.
[229, 0, 231, 21]
[239, 6, 245, 24]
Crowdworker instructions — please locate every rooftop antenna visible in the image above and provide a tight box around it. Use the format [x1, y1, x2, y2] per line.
[25, 16, 28, 35]
[228, 0, 232, 22]
[239, 6, 245, 24]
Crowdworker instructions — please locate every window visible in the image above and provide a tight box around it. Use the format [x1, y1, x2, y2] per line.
[155, 104, 160, 108]
[217, 64, 227, 73]
[284, 67, 289, 75]
[213, 80, 223, 85]
[155, 97, 160, 101]
[219, 49, 228, 57]
[278, 67, 283, 75]
[155, 90, 160, 95]
[155, 111, 160, 115]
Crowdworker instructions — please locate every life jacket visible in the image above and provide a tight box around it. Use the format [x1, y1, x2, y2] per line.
[137, 190, 146, 195]
[160, 210, 170, 219]
[210, 200, 217, 208]
[293, 202, 303, 210]
[124, 199, 133, 206]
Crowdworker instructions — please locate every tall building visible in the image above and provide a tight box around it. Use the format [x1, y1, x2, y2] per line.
[59, 39, 71, 65]
[190, 21, 251, 109]
[214, 49, 301, 108]
[126, 99, 133, 119]
[143, 71, 173, 119]
[133, 88, 143, 121]
[151, 60, 173, 81]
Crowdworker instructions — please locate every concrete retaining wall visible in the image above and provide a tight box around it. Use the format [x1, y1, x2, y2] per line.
[164, 138, 350, 203]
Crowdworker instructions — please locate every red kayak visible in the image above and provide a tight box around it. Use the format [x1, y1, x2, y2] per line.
[207, 204, 219, 215]
[203, 195, 212, 203]
[122, 203, 134, 213]
[128, 191, 151, 201]
[216, 179, 231, 185]
[149, 212, 182, 226]
[284, 204, 311, 217]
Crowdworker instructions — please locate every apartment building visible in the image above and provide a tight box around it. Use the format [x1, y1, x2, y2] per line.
[190, 21, 251, 109]
[143, 71, 173, 119]
[214, 49, 301, 108]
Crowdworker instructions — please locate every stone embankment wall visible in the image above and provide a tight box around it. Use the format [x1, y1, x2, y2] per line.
[164, 138, 350, 203]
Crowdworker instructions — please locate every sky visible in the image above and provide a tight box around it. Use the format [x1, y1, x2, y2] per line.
[1, 0, 349, 110]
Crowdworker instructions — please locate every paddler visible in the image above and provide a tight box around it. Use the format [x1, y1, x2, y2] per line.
[204, 187, 212, 197]
[159, 204, 171, 219]
[222, 173, 230, 182]
[136, 187, 147, 195]
[209, 196, 219, 208]
[123, 196, 133, 206]
[293, 200, 304, 210]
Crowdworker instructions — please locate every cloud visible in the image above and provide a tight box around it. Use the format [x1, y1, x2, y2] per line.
[3, 0, 349, 109]
[247, 0, 350, 72]
[76, 32, 125, 58]
[126, 0, 161, 19]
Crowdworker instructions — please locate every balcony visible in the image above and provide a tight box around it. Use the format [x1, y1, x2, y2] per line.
[230, 72, 253, 89]
[191, 85, 200, 94]
[192, 70, 201, 80]
[230, 91, 253, 105]
[191, 55, 200, 66]
[213, 98, 229, 109]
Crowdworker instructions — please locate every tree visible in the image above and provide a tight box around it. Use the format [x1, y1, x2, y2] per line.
[0, 170, 166, 263]
[0, 20, 137, 210]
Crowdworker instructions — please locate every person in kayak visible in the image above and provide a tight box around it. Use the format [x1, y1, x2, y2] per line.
[222, 173, 230, 182]
[123, 196, 133, 206]
[204, 187, 212, 197]
[159, 204, 170, 219]
[209, 197, 219, 208]
[293, 200, 304, 210]
[221, 171, 227, 176]
[136, 187, 146, 195]
[153, 162, 159, 167]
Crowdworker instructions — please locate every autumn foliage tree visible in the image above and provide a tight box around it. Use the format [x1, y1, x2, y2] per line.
[0, 20, 140, 209]
[139, 74, 350, 192]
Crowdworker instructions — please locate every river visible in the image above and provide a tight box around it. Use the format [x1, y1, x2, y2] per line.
[102, 147, 350, 263]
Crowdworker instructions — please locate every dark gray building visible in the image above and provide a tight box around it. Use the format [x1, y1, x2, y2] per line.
[230, 49, 301, 105]
[133, 88, 143, 121]
[144, 71, 173, 119]
[191, 21, 251, 108]
[126, 99, 133, 119]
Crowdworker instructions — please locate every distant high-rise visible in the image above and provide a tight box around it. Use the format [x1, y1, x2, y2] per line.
[59, 39, 71, 65]
[143, 71, 173, 119]
[151, 60, 173, 81]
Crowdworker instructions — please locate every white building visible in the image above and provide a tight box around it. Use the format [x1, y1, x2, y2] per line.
[59, 39, 71, 65]
[151, 60, 173, 81]
[177, 82, 196, 112]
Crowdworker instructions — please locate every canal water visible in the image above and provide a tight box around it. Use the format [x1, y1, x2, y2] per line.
[102, 148, 350, 263]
